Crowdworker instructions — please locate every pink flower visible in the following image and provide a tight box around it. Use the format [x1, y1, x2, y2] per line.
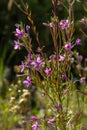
[55, 104, 62, 109]
[44, 68, 51, 77]
[63, 89, 68, 95]
[77, 55, 83, 62]
[75, 38, 82, 45]
[59, 55, 66, 61]
[27, 54, 33, 65]
[19, 61, 25, 72]
[15, 28, 24, 38]
[14, 40, 20, 50]
[28, 54, 33, 60]
[60, 19, 70, 30]
[31, 116, 38, 121]
[31, 56, 45, 70]
[26, 25, 30, 32]
[80, 77, 86, 84]
[23, 76, 31, 87]
[62, 73, 67, 80]
[32, 122, 39, 130]
[65, 43, 72, 51]
[80, 18, 86, 24]
[48, 118, 55, 124]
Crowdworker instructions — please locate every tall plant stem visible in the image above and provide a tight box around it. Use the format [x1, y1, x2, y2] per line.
[52, 1, 67, 130]
[68, 0, 74, 41]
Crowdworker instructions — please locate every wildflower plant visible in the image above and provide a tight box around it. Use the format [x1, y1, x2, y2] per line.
[12, 0, 87, 129]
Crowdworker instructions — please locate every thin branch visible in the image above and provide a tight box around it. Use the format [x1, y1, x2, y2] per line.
[14, 1, 27, 15]
[76, 89, 87, 95]
[80, 29, 87, 38]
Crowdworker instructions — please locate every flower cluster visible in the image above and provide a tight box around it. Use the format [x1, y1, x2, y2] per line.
[14, 24, 30, 50]
[60, 19, 70, 30]
[12, 0, 87, 129]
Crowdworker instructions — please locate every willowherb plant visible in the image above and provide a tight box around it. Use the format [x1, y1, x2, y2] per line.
[12, 0, 87, 129]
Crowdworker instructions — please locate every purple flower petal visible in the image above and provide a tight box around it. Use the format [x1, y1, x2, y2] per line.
[26, 25, 30, 32]
[15, 28, 24, 38]
[23, 76, 31, 87]
[80, 77, 86, 84]
[62, 73, 67, 80]
[65, 43, 72, 51]
[14, 40, 20, 50]
[55, 104, 62, 109]
[59, 55, 66, 61]
[60, 19, 70, 30]
[19, 61, 25, 72]
[31, 56, 45, 70]
[44, 68, 51, 76]
[32, 122, 39, 130]
[48, 118, 55, 124]
[80, 18, 86, 24]
[31, 116, 38, 121]
[75, 38, 82, 45]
